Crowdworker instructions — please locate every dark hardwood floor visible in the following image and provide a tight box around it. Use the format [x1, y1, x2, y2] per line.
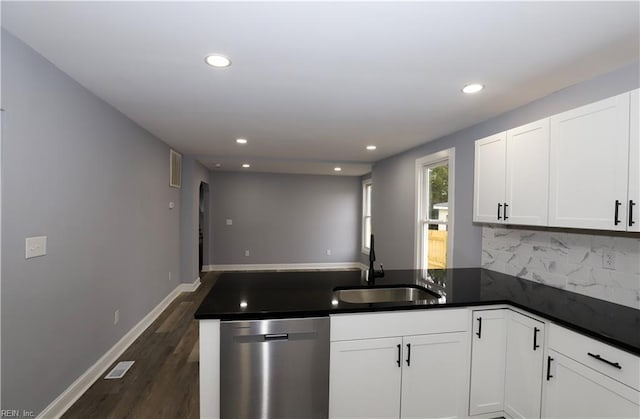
[62, 272, 219, 419]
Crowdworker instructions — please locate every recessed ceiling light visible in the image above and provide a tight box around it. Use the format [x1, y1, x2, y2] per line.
[205, 54, 231, 68]
[242, 163, 251, 168]
[236, 138, 248, 144]
[334, 167, 342, 172]
[366, 145, 377, 151]
[462, 83, 484, 94]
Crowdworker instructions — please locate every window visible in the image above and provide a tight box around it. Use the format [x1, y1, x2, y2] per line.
[362, 179, 372, 254]
[415, 148, 455, 269]
[169, 149, 182, 188]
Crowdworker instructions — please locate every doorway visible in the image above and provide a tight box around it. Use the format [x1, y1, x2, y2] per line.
[199, 182, 210, 273]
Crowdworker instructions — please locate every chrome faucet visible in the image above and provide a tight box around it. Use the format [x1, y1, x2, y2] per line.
[367, 234, 385, 284]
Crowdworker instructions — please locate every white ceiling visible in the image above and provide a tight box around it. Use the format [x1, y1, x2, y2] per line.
[3, 1, 639, 176]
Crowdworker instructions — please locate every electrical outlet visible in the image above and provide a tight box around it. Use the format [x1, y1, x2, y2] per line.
[602, 250, 616, 270]
[326, 249, 331, 256]
[245, 250, 250, 257]
[226, 219, 233, 225]
[114, 309, 119, 325]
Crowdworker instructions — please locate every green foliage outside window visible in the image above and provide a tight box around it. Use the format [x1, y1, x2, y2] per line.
[429, 165, 448, 219]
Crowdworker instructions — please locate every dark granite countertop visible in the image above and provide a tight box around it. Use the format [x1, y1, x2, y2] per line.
[194, 268, 640, 356]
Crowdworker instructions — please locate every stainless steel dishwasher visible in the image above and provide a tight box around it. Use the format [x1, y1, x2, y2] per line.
[220, 317, 330, 419]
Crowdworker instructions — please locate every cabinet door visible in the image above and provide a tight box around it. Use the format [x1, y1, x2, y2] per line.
[549, 93, 630, 230]
[543, 350, 640, 418]
[506, 119, 550, 226]
[628, 88, 639, 232]
[469, 310, 507, 416]
[400, 332, 469, 419]
[329, 337, 402, 419]
[474, 132, 507, 223]
[504, 311, 545, 419]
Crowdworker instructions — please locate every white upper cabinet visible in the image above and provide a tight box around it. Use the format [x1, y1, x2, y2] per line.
[549, 92, 631, 230]
[628, 88, 639, 232]
[506, 119, 550, 226]
[473, 119, 549, 226]
[474, 132, 507, 223]
[473, 89, 637, 232]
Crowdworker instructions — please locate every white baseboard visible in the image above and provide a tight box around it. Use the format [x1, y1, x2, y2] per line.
[180, 277, 201, 293]
[38, 277, 201, 419]
[203, 262, 365, 272]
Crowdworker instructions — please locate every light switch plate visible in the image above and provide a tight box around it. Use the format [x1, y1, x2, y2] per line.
[26, 236, 47, 259]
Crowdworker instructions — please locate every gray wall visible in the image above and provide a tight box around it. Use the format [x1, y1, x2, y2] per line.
[209, 172, 361, 265]
[180, 156, 210, 282]
[1, 31, 181, 414]
[372, 61, 640, 269]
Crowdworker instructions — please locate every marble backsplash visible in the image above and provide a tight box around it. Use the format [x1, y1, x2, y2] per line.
[481, 226, 640, 310]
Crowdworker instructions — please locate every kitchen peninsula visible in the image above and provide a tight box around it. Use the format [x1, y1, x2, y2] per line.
[196, 268, 640, 418]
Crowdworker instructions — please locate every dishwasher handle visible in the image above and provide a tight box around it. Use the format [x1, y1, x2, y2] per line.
[264, 333, 289, 341]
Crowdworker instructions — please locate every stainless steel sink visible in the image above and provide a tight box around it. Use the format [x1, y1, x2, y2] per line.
[333, 286, 441, 304]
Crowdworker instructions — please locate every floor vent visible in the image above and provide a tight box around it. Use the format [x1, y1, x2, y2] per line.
[104, 361, 135, 379]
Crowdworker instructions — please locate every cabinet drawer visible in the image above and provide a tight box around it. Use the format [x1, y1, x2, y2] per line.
[549, 324, 640, 390]
[330, 308, 469, 341]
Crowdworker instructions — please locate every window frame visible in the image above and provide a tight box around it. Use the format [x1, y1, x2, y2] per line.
[414, 148, 455, 269]
[361, 178, 373, 255]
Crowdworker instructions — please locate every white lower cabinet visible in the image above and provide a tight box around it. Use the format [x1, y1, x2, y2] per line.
[543, 350, 640, 418]
[329, 337, 402, 419]
[469, 309, 508, 416]
[542, 324, 640, 419]
[329, 309, 470, 419]
[504, 311, 545, 419]
[469, 309, 545, 419]
[400, 332, 470, 419]
[330, 309, 638, 419]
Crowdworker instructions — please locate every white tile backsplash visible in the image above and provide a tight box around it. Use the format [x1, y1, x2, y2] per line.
[482, 226, 640, 310]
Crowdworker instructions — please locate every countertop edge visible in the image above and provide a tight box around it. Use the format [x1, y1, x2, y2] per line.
[196, 299, 640, 357]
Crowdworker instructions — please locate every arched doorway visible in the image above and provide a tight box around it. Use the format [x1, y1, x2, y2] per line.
[199, 182, 210, 272]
